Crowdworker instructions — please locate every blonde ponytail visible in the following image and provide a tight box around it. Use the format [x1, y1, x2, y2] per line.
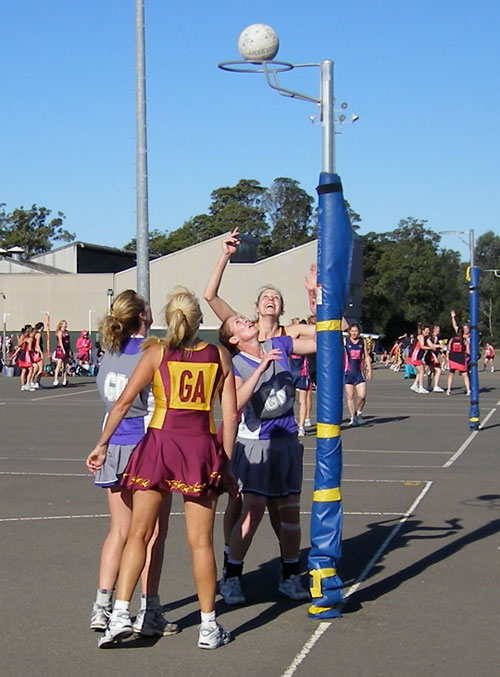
[99, 290, 145, 353]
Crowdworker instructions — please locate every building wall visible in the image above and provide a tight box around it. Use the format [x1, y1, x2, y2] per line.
[29, 246, 77, 273]
[1, 233, 362, 333]
[0, 273, 113, 332]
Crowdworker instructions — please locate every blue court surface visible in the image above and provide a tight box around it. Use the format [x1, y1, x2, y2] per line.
[1, 365, 499, 676]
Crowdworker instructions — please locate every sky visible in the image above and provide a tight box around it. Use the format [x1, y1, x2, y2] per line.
[1, 0, 499, 263]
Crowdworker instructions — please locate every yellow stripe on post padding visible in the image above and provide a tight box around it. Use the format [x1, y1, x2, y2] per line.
[316, 319, 342, 332]
[308, 605, 333, 615]
[309, 568, 337, 597]
[312, 487, 341, 502]
[316, 423, 340, 438]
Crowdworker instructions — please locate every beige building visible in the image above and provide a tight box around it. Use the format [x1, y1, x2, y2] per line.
[1, 234, 362, 335]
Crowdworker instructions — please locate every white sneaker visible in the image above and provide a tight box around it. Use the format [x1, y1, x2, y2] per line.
[348, 416, 357, 427]
[433, 386, 445, 392]
[446, 390, 451, 396]
[220, 576, 245, 605]
[410, 383, 419, 392]
[418, 386, 430, 394]
[133, 607, 179, 636]
[98, 611, 133, 648]
[278, 574, 309, 601]
[297, 426, 305, 437]
[197, 623, 232, 649]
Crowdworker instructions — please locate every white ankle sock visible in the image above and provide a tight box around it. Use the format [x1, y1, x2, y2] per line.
[96, 588, 113, 607]
[200, 610, 217, 628]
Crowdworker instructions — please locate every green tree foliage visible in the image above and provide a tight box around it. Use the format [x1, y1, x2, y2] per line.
[260, 177, 314, 256]
[362, 217, 467, 340]
[123, 177, 316, 259]
[0, 203, 74, 256]
[475, 231, 500, 341]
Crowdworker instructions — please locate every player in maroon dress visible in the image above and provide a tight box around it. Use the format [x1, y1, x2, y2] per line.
[87, 287, 238, 650]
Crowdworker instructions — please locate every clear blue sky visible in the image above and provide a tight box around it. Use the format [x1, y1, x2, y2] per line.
[1, 0, 499, 262]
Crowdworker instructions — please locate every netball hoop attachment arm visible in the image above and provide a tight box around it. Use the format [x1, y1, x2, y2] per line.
[219, 59, 336, 173]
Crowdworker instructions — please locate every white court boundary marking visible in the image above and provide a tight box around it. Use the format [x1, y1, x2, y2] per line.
[33, 388, 98, 401]
[443, 402, 498, 468]
[280, 481, 433, 677]
[0, 509, 409, 524]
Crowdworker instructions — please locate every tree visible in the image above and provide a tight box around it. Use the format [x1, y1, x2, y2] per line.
[209, 179, 268, 241]
[0, 203, 74, 256]
[345, 200, 361, 230]
[475, 231, 500, 341]
[262, 177, 314, 256]
[361, 217, 467, 342]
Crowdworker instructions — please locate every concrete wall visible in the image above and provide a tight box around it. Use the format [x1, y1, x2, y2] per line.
[0, 273, 114, 333]
[30, 246, 77, 273]
[1, 232, 362, 334]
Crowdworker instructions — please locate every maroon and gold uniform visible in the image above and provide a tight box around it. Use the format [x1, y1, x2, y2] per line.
[122, 342, 225, 497]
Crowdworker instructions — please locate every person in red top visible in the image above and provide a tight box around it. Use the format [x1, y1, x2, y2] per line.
[483, 342, 495, 372]
[75, 330, 92, 366]
[446, 328, 471, 395]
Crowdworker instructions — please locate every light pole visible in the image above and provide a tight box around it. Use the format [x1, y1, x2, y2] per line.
[439, 229, 480, 430]
[135, 0, 150, 303]
[219, 26, 354, 619]
[88, 309, 96, 337]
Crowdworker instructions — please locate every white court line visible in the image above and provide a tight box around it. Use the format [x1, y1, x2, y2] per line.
[440, 403, 497, 469]
[281, 623, 332, 677]
[0, 509, 407, 524]
[0, 457, 83, 462]
[335, 464, 444, 469]
[280, 480, 433, 677]
[0, 471, 88, 477]
[32, 388, 98, 401]
[442, 430, 479, 468]
[344, 481, 433, 598]
[479, 407, 497, 430]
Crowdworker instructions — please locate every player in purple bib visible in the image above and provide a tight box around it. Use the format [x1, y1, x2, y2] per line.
[344, 322, 372, 426]
[87, 290, 177, 638]
[217, 311, 316, 605]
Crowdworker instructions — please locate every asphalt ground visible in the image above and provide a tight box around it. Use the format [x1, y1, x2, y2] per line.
[1, 365, 499, 676]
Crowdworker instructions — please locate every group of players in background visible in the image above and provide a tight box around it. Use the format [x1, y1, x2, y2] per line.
[384, 311, 495, 396]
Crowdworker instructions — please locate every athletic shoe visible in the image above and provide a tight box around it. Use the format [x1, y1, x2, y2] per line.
[297, 426, 305, 437]
[278, 574, 309, 601]
[219, 576, 245, 605]
[90, 603, 111, 632]
[21, 384, 29, 391]
[52, 380, 59, 387]
[304, 420, 315, 433]
[31, 382, 40, 389]
[197, 623, 232, 650]
[491, 368, 495, 373]
[418, 386, 430, 394]
[410, 383, 419, 392]
[433, 386, 445, 392]
[356, 413, 364, 425]
[446, 390, 451, 396]
[466, 391, 471, 396]
[98, 611, 133, 648]
[348, 417, 357, 427]
[133, 608, 179, 636]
